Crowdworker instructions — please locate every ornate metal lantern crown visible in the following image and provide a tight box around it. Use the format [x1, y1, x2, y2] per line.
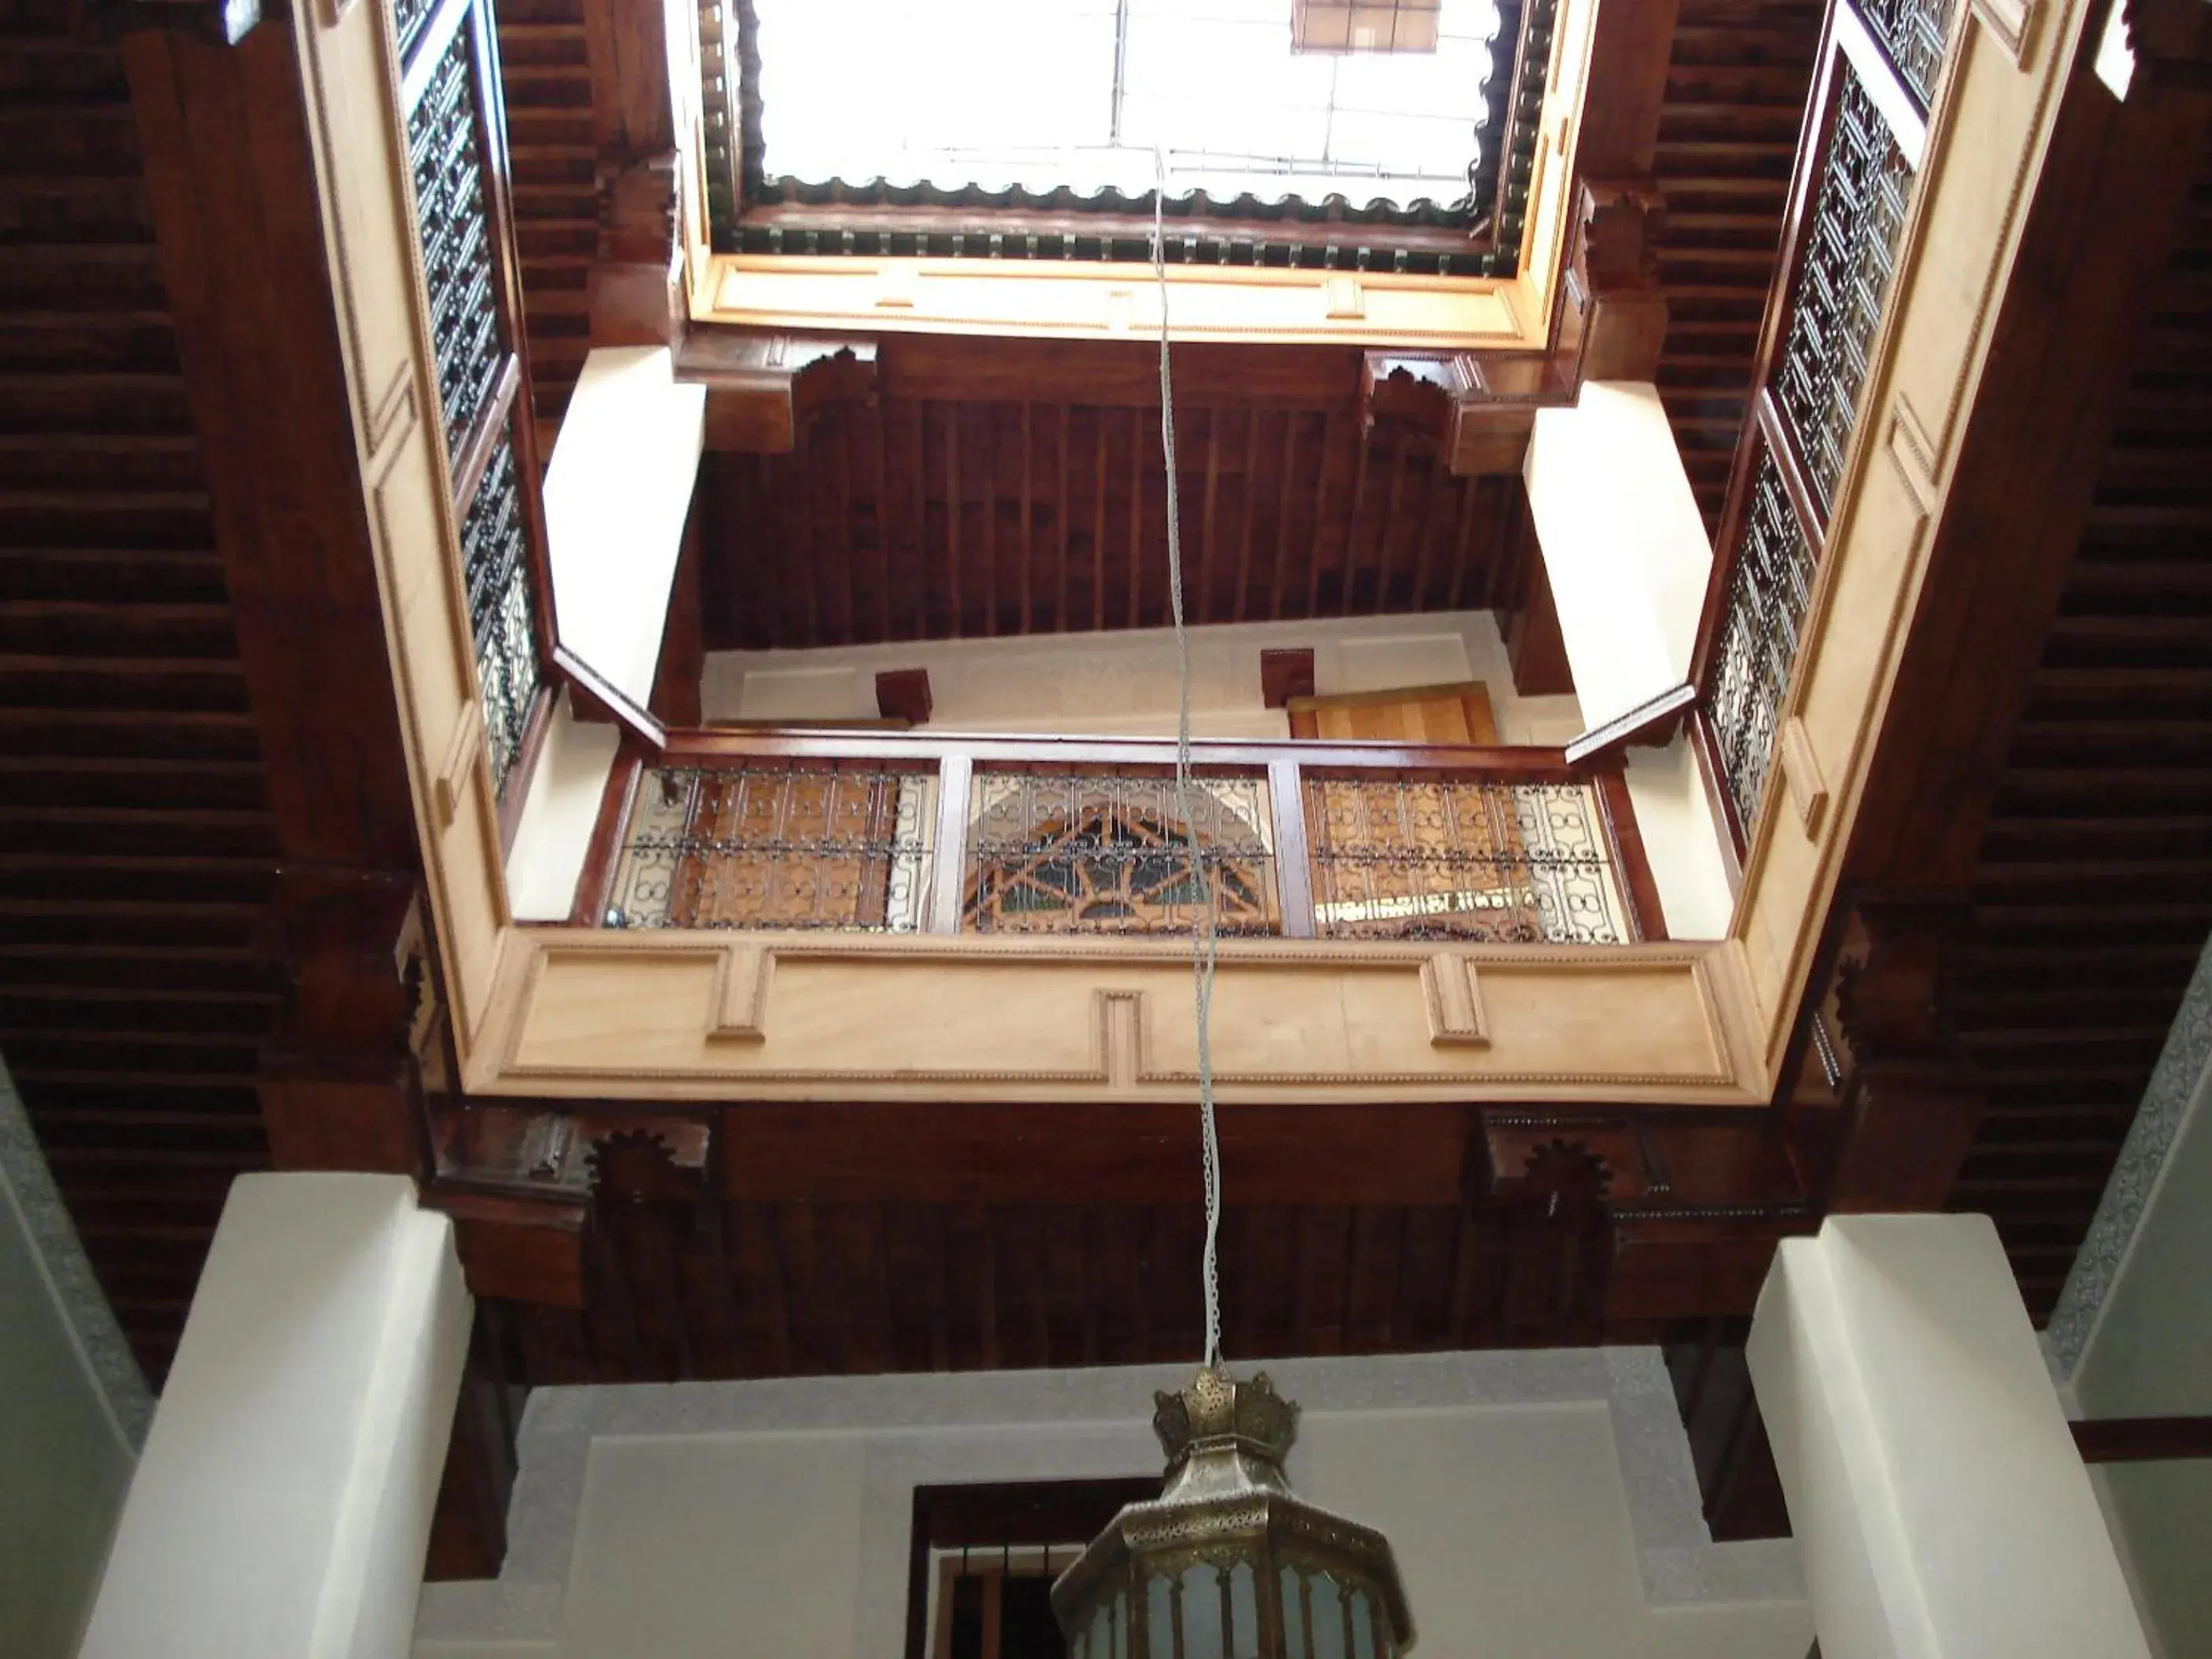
[1053, 1367, 1415, 1659]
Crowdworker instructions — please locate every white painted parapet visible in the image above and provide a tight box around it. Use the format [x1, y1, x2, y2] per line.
[80, 1174, 471, 1659]
[1747, 1214, 2151, 1659]
[1522, 380, 1712, 731]
[544, 346, 708, 716]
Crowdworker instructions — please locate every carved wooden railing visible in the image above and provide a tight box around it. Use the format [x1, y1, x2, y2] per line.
[1689, 0, 1954, 854]
[567, 730, 1667, 945]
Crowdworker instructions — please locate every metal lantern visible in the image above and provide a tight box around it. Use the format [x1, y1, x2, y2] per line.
[1053, 1367, 1414, 1659]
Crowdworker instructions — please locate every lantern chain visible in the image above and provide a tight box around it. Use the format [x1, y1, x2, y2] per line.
[1151, 150, 1225, 1372]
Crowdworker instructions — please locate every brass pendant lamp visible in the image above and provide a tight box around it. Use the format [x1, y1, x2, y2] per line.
[1052, 154, 1415, 1659]
[1051, 1368, 1414, 1659]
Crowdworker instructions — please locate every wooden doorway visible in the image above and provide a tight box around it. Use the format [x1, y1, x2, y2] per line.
[1287, 679, 1500, 743]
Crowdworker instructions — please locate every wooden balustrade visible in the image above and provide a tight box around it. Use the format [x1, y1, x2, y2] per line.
[567, 728, 1665, 947]
[1688, 0, 1944, 857]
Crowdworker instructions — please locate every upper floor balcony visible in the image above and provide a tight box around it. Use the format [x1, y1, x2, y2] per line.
[335, 0, 2056, 1123]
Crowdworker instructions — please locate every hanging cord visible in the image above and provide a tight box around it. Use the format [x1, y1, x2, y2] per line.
[1151, 150, 1225, 1372]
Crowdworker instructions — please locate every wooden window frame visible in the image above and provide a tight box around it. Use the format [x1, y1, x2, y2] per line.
[688, 0, 1602, 350]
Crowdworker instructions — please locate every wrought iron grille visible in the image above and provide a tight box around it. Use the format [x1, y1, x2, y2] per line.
[607, 764, 936, 930]
[1855, 0, 1955, 109]
[407, 24, 504, 461]
[1774, 62, 1914, 514]
[964, 771, 1280, 936]
[457, 425, 539, 790]
[392, 0, 438, 66]
[1303, 776, 1628, 943]
[1705, 450, 1817, 834]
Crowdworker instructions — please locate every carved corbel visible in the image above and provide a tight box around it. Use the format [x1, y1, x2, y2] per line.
[2110, 0, 2212, 90]
[587, 151, 685, 347]
[1817, 897, 1988, 1211]
[586, 1126, 710, 1210]
[1358, 350, 1555, 475]
[1558, 178, 1669, 383]
[679, 331, 882, 452]
[1500, 1137, 1617, 1342]
[255, 871, 438, 1176]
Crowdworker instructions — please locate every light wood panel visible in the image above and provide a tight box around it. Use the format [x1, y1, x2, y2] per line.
[1287, 681, 1500, 743]
[478, 931, 1757, 1104]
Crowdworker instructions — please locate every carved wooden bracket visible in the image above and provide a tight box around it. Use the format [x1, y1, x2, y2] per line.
[875, 667, 933, 726]
[1814, 896, 1989, 1212]
[1258, 647, 1317, 709]
[2119, 0, 2212, 88]
[587, 1126, 709, 1209]
[1558, 178, 1670, 384]
[1358, 350, 1556, 476]
[1577, 178, 1666, 292]
[587, 152, 684, 347]
[1830, 898, 1974, 1067]
[679, 331, 883, 452]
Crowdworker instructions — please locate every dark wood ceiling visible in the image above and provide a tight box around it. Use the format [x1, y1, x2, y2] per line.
[502, 1196, 1614, 1385]
[1948, 146, 2212, 1321]
[493, 0, 592, 433]
[1654, 0, 1826, 527]
[697, 349, 1530, 650]
[0, 0, 276, 1386]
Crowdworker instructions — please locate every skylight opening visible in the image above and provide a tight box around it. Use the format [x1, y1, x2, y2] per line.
[747, 0, 1506, 214]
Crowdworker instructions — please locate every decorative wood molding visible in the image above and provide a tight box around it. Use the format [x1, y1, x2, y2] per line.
[1883, 394, 1939, 514]
[1421, 953, 1492, 1047]
[707, 943, 772, 1041]
[485, 933, 1751, 1098]
[1778, 717, 1828, 839]
[1810, 898, 1987, 1212]
[434, 699, 485, 830]
[1565, 178, 1670, 382]
[1971, 0, 2044, 67]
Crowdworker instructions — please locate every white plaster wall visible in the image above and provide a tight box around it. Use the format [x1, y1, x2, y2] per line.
[0, 1060, 139, 1659]
[2056, 944, 2212, 1658]
[1624, 733, 1735, 940]
[504, 691, 622, 923]
[1524, 382, 1713, 731]
[1750, 1217, 2151, 1659]
[542, 347, 706, 716]
[83, 1174, 471, 1659]
[702, 611, 1585, 745]
[416, 1351, 1807, 1659]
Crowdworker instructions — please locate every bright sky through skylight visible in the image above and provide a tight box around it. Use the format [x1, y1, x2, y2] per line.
[752, 0, 1504, 210]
